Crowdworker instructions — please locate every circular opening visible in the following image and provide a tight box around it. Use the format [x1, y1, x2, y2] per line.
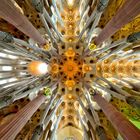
[62, 45, 65, 49]
[74, 76, 77, 79]
[76, 45, 79, 49]
[76, 88, 79, 92]
[62, 88, 65, 92]
[60, 62, 63, 65]
[90, 74, 94, 78]
[61, 30, 65, 35]
[90, 60, 94, 63]
[60, 72, 63, 75]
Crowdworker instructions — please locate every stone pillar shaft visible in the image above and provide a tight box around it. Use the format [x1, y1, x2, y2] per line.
[94, 94, 140, 140]
[0, 94, 46, 140]
[94, 0, 140, 45]
[0, 0, 46, 45]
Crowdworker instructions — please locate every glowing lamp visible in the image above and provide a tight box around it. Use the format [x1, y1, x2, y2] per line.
[68, 95, 72, 99]
[28, 61, 48, 76]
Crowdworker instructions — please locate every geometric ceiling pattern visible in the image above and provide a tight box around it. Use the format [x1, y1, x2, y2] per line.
[0, 0, 140, 140]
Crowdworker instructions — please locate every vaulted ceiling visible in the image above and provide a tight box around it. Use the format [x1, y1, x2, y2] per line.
[0, 0, 140, 140]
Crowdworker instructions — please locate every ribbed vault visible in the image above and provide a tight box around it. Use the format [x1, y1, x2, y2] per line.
[0, 0, 140, 140]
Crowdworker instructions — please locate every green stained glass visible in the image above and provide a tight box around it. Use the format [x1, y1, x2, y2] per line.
[44, 87, 51, 96]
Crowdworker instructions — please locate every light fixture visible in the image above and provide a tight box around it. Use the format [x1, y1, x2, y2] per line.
[28, 61, 48, 76]
[68, 95, 72, 99]
[37, 63, 48, 74]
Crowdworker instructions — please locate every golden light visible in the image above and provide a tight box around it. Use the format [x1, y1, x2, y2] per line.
[51, 64, 59, 74]
[67, 0, 74, 6]
[69, 17, 72, 21]
[89, 43, 96, 51]
[112, 66, 115, 71]
[68, 38, 72, 42]
[68, 95, 72, 99]
[97, 66, 101, 71]
[104, 60, 108, 63]
[69, 24, 72, 28]
[43, 44, 51, 51]
[83, 65, 92, 73]
[27, 61, 48, 76]
[65, 47, 75, 57]
[65, 80, 76, 90]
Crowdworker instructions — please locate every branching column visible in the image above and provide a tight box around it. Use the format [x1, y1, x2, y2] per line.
[94, 0, 140, 45]
[0, 94, 46, 140]
[93, 94, 140, 140]
[0, 0, 46, 45]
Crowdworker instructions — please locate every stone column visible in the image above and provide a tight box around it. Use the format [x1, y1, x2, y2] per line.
[94, 0, 140, 45]
[0, 94, 46, 140]
[0, 0, 46, 45]
[93, 93, 140, 140]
